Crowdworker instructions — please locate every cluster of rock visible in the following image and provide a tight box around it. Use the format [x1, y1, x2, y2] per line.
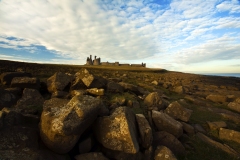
[0, 69, 240, 159]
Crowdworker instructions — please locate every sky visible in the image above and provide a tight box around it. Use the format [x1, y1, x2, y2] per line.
[0, 0, 240, 73]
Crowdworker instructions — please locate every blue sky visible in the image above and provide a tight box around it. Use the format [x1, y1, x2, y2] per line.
[0, 0, 240, 73]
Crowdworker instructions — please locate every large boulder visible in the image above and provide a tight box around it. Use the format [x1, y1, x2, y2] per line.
[15, 88, 44, 113]
[153, 131, 185, 156]
[152, 110, 183, 138]
[47, 72, 74, 93]
[135, 114, 152, 149]
[40, 95, 108, 154]
[10, 77, 40, 90]
[164, 101, 192, 122]
[107, 81, 124, 93]
[154, 145, 177, 160]
[0, 72, 31, 85]
[74, 69, 107, 88]
[144, 92, 165, 111]
[219, 128, 240, 144]
[94, 107, 139, 154]
[206, 94, 227, 103]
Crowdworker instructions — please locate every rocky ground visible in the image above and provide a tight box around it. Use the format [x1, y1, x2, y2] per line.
[0, 61, 240, 160]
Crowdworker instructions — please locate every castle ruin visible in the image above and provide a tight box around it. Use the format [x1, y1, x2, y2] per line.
[85, 55, 146, 67]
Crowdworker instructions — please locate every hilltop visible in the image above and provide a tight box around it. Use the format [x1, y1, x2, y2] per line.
[0, 59, 240, 160]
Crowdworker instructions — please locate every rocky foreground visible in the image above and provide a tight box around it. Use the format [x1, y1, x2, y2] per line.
[0, 68, 240, 160]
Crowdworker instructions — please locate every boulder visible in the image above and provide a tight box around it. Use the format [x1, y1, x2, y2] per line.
[206, 94, 227, 103]
[181, 122, 195, 136]
[0, 72, 31, 85]
[135, 114, 153, 148]
[70, 75, 87, 91]
[15, 88, 44, 113]
[152, 110, 183, 138]
[70, 90, 86, 97]
[151, 80, 159, 86]
[219, 128, 240, 144]
[0, 88, 18, 109]
[10, 77, 40, 89]
[173, 86, 184, 94]
[86, 88, 104, 96]
[51, 91, 69, 98]
[101, 147, 143, 160]
[47, 72, 73, 93]
[164, 101, 192, 122]
[153, 131, 185, 156]
[228, 102, 240, 113]
[154, 145, 177, 160]
[119, 82, 141, 95]
[144, 92, 165, 111]
[207, 121, 227, 130]
[75, 152, 109, 160]
[197, 132, 240, 157]
[107, 81, 124, 93]
[75, 69, 106, 88]
[94, 107, 139, 154]
[78, 136, 94, 154]
[40, 95, 108, 154]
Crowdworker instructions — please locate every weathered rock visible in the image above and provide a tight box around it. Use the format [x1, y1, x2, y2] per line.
[194, 124, 206, 134]
[94, 107, 139, 154]
[0, 72, 31, 85]
[152, 110, 183, 138]
[40, 95, 108, 154]
[86, 88, 104, 96]
[173, 86, 184, 94]
[207, 121, 227, 130]
[181, 122, 195, 136]
[197, 132, 240, 158]
[206, 94, 227, 103]
[219, 113, 240, 124]
[75, 152, 109, 160]
[136, 114, 153, 149]
[101, 147, 143, 160]
[164, 101, 192, 122]
[219, 128, 240, 144]
[107, 81, 124, 93]
[70, 75, 87, 91]
[228, 102, 240, 113]
[144, 92, 165, 111]
[75, 69, 106, 88]
[10, 77, 40, 89]
[153, 131, 186, 156]
[78, 136, 94, 154]
[151, 80, 159, 86]
[144, 146, 153, 160]
[15, 88, 44, 113]
[154, 145, 177, 160]
[70, 90, 86, 97]
[47, 72, 73, 93]
[0, 88, 18, 109]
[119, 82, 141, 95]
[51, 91, 69, 98]
[0, 126, 39, 151]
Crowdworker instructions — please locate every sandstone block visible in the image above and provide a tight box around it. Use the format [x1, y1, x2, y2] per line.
[0, 72, 31, 85]
[206, 94, 227, 103]
[47, 72, 73, 93]
[94, 107, 139, 154]
[228, 102, 240, 113]
[10, 77, 40, 89]
[136, 114, 152, 148]
[219, 128, 240, 144]
[165, 101, 192, 122]
[154, 145, 177, 160]
[40, 95, 108, 154]
[152, 110, 183, 138]
[144, 92, 165, 111]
